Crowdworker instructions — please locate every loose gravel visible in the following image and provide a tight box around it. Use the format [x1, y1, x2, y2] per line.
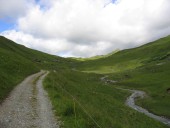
[0, 71, 59, 128]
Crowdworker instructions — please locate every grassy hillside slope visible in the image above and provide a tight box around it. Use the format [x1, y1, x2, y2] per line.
[75, 36, 170, 73]
[44, 36, 170, 127]
[0, 36, 73, 102]
[0, 36, 38, 102]
[0, 36, 74, 70]
[98, 36, 170, 118]
[1, 35, 169, 127]
[109, 60, 170, 118]
[44, 70, 168, 128]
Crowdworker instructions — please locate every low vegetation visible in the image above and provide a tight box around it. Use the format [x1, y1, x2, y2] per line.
[44, 70, 168, 128]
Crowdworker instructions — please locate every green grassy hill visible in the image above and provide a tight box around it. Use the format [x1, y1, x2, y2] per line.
[0, 36, 74, 70]
[0, 36, 73, 102]
[44, 36, 170, 127]
[72, 35, 170, 119]
[75, 36, 170, 73]
[0, 35, 170, 128]
[0, 37, 37, 102]
[44, 70, 169, 128]
[73, 49, 120, 61]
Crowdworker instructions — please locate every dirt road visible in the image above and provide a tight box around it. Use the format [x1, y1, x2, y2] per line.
[0, 71, 59, 128]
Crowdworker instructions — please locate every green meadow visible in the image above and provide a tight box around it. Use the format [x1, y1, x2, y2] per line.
[43, 35, 170, 127]
[44, 70, 168, 128]
[0, 35, 170, 127]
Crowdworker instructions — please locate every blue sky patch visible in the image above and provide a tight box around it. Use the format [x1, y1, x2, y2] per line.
[0, 20, 15, 32]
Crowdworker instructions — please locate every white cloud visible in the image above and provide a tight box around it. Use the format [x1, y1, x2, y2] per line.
[1, 0, 170, 57]
[0, 0, 34, 20]
[2, 30, 114, 57]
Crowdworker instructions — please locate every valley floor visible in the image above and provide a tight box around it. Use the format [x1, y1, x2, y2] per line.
[44, 70, 169, 128]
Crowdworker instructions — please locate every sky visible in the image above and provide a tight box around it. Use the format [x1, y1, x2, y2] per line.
[0, 0, 170, 57]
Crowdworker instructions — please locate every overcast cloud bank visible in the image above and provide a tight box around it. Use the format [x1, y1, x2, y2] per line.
[1, 0, 170, 57]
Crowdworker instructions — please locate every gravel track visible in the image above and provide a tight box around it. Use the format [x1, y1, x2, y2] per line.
[0, 71, 59, 128]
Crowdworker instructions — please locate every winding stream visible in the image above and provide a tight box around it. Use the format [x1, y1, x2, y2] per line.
[101, 76, 170, 126]
[126, 89, 170, 126]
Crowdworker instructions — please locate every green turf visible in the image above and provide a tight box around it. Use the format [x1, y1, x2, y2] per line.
[44, 70, 168, 128]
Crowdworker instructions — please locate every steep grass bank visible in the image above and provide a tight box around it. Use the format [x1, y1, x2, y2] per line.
[0, 47, 39, 102]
